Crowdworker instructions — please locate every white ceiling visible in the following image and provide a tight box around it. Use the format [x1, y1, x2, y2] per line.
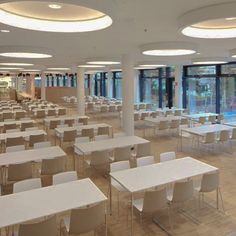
[0, 0, 235, 71]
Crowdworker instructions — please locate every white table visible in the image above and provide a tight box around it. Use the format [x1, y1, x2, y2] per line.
[183, 113, 218, 126]
[224, 121, 236, 127]
[110, 157, 218, 235]
[0, 179, 107, 229]
[44, 115, 89, 129]
[0, 119, 35, 128]
[180, 124, 233, 150]
[145, 116, 182, 125]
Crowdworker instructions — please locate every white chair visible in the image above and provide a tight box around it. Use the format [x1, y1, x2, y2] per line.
[113, 146, 132, 162]
[217, 130, 230, 150]
[34, 141, 51, 149]
[132, 188, 170, 232]
[110, 161, 130, 215]
[13, 178, 42, 193]
[160, 152, 176, 162]
[136, 142, 151, 157]
[53, 171, 78, 185]
[199, 132, 215, 152]
[195, 171, 224, 211]
[6, 145, 25, 153]
[136, 156, 155, 167]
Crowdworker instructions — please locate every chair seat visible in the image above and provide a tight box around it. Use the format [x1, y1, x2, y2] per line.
[133, 198, 144, 212]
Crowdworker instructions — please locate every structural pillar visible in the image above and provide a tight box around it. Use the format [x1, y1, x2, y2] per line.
[122, 54, 134, 135]
[30, 74, 35, 99]
[174, 65, 183, 108]
[77, 67, 85, 115]
[41, 72, 46, 100]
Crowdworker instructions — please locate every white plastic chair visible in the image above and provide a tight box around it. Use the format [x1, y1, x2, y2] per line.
[160, 152, 176, 162]
[53, 171, 78, 185]
[13, 178, 42, 193]
[136, 156, 155, 167]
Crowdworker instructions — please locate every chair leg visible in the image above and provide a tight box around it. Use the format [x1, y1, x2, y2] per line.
[219, 187, 225, 212]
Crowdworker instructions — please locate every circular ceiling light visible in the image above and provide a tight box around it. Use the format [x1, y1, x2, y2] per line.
[47, 67, 70, 71]
[0, 1, 113, 33]
[192, 57, 228, 65]
[141, 42, 197, 56]
[0, 62, 33, 66]
[78, 65, 105, 68]
[48, 4, 62, 9]
[0, 52, 52, 58]
[179, 2, 236, 38]
[87, 61, 120, 65]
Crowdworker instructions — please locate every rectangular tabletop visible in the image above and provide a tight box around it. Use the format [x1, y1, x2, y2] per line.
[110, 157, 218, 193]
[224, 121, 236, 127]
[74, 135, 149, 154]
[55, 123, 112, 137]
[183, 113, 218, 119]
[181, 124, 233, 136]
[44, 115, 89, 125]
[0, 129, 46, 142]
[145, 116, 181, 124]
[0, 146, 66, 166]
[0, 179, 107, 228]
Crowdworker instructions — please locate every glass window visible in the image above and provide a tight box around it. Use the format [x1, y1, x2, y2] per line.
[187, 66, 216, 76]
[221, 64, 236, 75]
[143, 78, 159, 108]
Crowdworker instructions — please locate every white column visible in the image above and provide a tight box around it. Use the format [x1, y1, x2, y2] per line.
[30, 74, 35, 99]
[107, 70, 113, 98]
[41, 72, 46, 100]
[122, 54, 134, 135]
[134, 70, 140, 103]
[77, 68, 85, 115]
[174, 65, 183, 108]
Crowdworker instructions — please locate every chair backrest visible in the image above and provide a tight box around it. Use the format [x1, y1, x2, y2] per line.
[151, 112, 158, 118]
[208, 115, 216, 123]
[13, 178, 41, 193]
[165, 110, 173, 116]
[97, 126, 110, 136]
[109, 105, 116, 112]
[114, 146, 132, 161]
[64, 119, 74, 127]
[49, 120, 61, 129]
[3, 112, 13, 120]
[217, 114, 224, 123]
[139, 104, 146, 110]
[69, 203, 105, 235]
[6, 145, 25, 153]
[21, 122, 34, 131]
[181, 118, 188, 125]
[140, 113, 148, 120]
[36, 110, 45, 118]
[18, 215, 57, 236]
[90, 150, 110, 166]
[174, 110, 181, 116]
[136, 142, 151, 157]
[63, 129, 77, 142]
[146, 104, 152, 110]
[110, 160, 130, 172]
[200, 171, 219, 193]
[29, 134, 45, 147]
[170, 119, 180, 129]
[78, 117, 88, 125]
[41, 157, 65, 175]
[53, 171, 78, 185]
[34, 141, 51, 149]
[15, 111, 25, 119]
[160, 151, 176, 162]
[134, 113, 140, 121]
[6, 136, 24, 147]
[199, 117, 206, 124]
[47, 109, 56, 116]
[136, 156, 155, 167]
[219, 130, 229, 142]
[204, 132, 215, 143]
[81, 128, 94, 139]
[142, 188, 167, 213]
[8, 162, 33, 182]
[58, 108, 66, 116]
[172, 180, 194, 203]
[231, 128, 236, 139]
[100, 106, 108, 112]
[75, 136, 90, 143]
[117, 105, 122, 112]
[159, 120, 169, 130]
[3, 123, 17, 132]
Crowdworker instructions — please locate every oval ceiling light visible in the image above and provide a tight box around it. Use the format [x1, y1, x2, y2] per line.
[0, 62, 33, 66]
[0, 52, 52, 58]
[0, 1, 113, 33]
[179, 2, 236, 39]
[141, 42, 197, 56]
[192, 57, 228, 65]
[78, 65, 105, 68]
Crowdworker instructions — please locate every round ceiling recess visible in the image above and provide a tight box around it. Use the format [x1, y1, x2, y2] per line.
[179, 2, 236, 39]
[0, 1, 113, 32]
[141, 42, 197, 56]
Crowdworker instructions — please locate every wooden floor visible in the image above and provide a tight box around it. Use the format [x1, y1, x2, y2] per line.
[4, 104, 236, 236]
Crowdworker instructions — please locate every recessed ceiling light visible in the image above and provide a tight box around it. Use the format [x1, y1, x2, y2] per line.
[179, 2, 236, 38]
[47, 68, 70, 71]
[22, 69, 41, 72]
[192, 57, 228, 65]
[139, 64, 166, 67]
[196, 52, 201, 55]
[0, 67, 23, 70]
[141, 42, 197, 56]
[87, 61, 120, 65]
[134, 66, 156, 70]
[0, 29, 10, 33]
[48, 4, 62, 9]
[0, 63, 33, 66]
[226, 17, 236, 21]
[78, 65, 105, 68]
[0, 52, 52, 58]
